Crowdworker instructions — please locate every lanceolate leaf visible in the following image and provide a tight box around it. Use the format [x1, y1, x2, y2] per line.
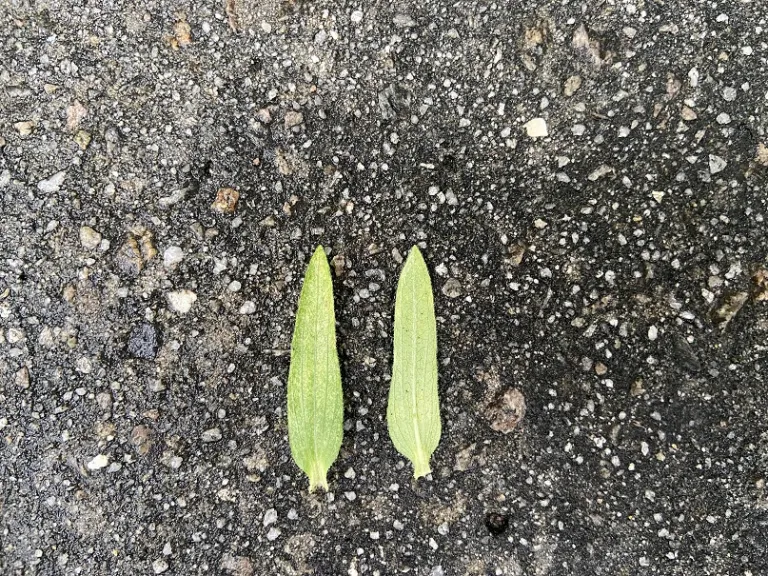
[388, 245, 441, 479]
[288, 246, 343, 491]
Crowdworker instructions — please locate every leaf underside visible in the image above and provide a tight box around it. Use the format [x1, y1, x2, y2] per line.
[388, 245, 441, 479]
[288, 246, 343, 491]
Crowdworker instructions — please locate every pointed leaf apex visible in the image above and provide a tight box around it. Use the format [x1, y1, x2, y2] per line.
[312, 245, 326, 258]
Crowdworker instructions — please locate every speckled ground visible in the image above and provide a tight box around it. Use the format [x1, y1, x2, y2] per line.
[2, 1, 768, 575]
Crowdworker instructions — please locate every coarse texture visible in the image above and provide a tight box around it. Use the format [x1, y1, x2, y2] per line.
[1, 0, 768, 575]
[287, 245, 343, 492]
[388, 245, 441, 479]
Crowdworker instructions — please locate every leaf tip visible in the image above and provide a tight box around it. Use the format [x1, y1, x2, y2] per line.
[311, 244, 327, 260]
[407, 243, 424, 260]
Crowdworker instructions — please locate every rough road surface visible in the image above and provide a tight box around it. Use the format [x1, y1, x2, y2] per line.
[2, 1, 768, 574]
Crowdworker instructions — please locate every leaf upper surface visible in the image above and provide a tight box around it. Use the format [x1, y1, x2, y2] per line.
[287, 246, 343, 491]
[387, 245, 441, 478]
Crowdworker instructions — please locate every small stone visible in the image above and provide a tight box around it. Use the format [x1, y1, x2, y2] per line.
[709, 154, 727, 174]
[173, 20, 192, 47]
[201, 427, 222, 443]
[38, 171, 67, 193]
[588, 164, 613, 181]
[130, 425, 153, 456]
[441, 278, 462, 299]
[331, 254, 346, 277]
[6, 327, 25, 344]
[152, 559, 169, 574]
[256, 108, 272, 124]
[711, 292, 748, 329]
[454, 443, 476, 472]
[594, 362, 608, 376]
[138, 230, 157, 261]
[681, 106, 697, 121]
[524, 117, 548, 138]
[284, 111, 304, 128]
[163, 246, 184, 268]
[66, 101, 87, 131]
[220, 554, 254, 576]
[393, 13, 415, 28]
[722, 87, 737, 102]
[572, 23, 602, 65]
[87, 454, 110, 471]
[350, 10, 363, 23]
[14, 367, 30, 389]
[754, 142, 768, 166]
[263, 508, 278, 527]
[240, 301, 257, 315]
[76, 356, 93, 374]
[167, 289, 197, 314]
[688, 68, 699, 87]
[648, 325, 658, 341]
[96, 392, 112, 410]
[716, 112, 731, 125]
[74, 130, 91, 150]
[127, 323, 160, 359]
[487, 388, 526, 433]
[114, 236, 143, 277]
[266, 527, 281, 541]
[533, 218, 547, 229]
[158, 188, 187, 208]
[563, 75, 582, 97]
[14, 121, 35, 136]
[753, 268, 768, 301]
[79, 226, 102, 251]
[211, 187, 239, 214]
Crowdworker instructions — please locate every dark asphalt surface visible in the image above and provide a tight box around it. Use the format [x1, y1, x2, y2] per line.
[2, 1, 768, 574]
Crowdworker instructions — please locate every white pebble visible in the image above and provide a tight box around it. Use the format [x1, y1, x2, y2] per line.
[263, 508, 278, 527]
[716, 112, 731, 125]
[38, 171, 67, 193]
[87, 454, 109, 471]
[648, 326, 658, 341]
[79, 226, 102, 251]
[524, 117, 548, 138]
[709, 154, 727, 174]
[167, 290, 197, 314]
[239, 300, 256, 314]
[266, 527, 281, 541]
[163, 246, 184, 268]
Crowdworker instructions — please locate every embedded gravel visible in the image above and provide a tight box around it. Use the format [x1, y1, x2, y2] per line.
[2, 1, 768, 575]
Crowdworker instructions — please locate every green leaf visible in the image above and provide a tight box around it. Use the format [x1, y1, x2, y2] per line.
[388, 245, 441, 479]
[288, 246, 343, 491]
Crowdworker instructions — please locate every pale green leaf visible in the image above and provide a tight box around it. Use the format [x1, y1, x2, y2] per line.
[388, 245, 441, 479]
[288, 245, 343, 491]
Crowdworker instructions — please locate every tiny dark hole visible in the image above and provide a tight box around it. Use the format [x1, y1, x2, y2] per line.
[484, 512, 509, 536]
